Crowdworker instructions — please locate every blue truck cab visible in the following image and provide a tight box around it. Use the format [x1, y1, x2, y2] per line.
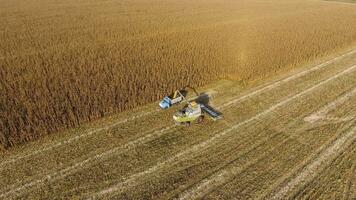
[159, 97, 172, 109]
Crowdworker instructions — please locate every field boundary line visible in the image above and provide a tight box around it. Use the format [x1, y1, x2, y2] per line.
[269, 124, 356, 200]
[175, 65, 356, 200]
[1, 49, 355, 167]
[90, 65, 356, 199]
[304, 87, 356, 123]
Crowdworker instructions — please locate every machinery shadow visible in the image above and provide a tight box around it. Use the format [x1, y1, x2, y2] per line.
[195, 92, 223, 116]
[179, 89, 188, 97]
[195, 92, 210, 105]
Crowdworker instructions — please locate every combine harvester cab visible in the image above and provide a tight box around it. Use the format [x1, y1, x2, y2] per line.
[173, 102, 203, 126]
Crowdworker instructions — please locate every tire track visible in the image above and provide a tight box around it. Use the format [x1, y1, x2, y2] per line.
[257, 118, 356, 200]
[175, 65, 356, 200]
[172, 132, 291, 200]
[90, 65, 356, 199]
[156, 124, 288, 200]
[346, 162, 356, 200]
[0, 108, 159, 168]
[218, 49, 356, 109]
[223, 139, 304, 200]
[1, 48, 355, 168]
[270, 124, 356, 200]
[0, 125, 176, 200]
[304, 87, 356, 123]
[304, 144, 356, 200]
[0, 123, 168, 194]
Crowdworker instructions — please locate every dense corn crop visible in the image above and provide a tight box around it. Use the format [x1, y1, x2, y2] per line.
[1, 0, 356, 149]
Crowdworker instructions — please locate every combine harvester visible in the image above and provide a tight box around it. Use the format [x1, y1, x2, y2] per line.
[173, 101, 222, 127]
[159, 87, 222, 127]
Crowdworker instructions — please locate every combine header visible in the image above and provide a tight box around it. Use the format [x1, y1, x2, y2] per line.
[200, 104, 222, 121]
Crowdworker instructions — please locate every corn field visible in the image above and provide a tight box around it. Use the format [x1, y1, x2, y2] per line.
[1, 0, 356, 149]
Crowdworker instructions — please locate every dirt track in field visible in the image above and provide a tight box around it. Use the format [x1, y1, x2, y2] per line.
[0, 49, 356, 199]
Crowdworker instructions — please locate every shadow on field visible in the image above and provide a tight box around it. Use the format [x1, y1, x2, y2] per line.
[195, 92, 210, 105]
[196, 92, 223, 117]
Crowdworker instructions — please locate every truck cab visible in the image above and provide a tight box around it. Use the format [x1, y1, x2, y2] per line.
[159, 97, 172, 109]
[159, 90, 185, 109]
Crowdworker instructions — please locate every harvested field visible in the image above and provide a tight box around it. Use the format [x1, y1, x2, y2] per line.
[0, 48, 355, 199]
[2, 0, 356, 148]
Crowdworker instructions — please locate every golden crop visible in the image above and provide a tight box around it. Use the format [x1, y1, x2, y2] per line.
[1, 0, 356, 149]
